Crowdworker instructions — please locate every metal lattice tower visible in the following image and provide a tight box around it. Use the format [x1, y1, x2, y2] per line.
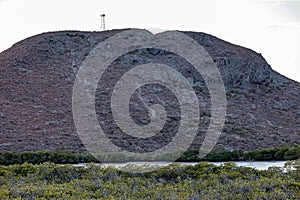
[100, 14, 105, 31]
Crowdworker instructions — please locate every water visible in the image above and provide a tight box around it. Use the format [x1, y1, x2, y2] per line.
[210, 161, 287, 170]
[72, 161, 287, 170]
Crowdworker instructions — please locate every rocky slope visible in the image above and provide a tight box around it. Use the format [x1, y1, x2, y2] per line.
[0, 29, 299, 152]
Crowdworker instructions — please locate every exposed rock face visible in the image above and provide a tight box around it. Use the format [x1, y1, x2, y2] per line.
[184, 32, 287, 88]
[0, 29, 299, 152]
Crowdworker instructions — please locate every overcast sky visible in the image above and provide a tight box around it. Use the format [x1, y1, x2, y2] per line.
[0, 0, 299, 82]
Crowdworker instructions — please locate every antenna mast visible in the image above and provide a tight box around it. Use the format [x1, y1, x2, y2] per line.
[100, 14, 105, 31]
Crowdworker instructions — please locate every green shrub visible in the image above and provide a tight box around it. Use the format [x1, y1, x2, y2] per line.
[0, 145, 299, 165]
[0, 162, 298, 199]
[284, 146, 300, 160]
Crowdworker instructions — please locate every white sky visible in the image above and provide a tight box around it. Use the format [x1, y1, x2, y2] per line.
[0, 0, 299, 82]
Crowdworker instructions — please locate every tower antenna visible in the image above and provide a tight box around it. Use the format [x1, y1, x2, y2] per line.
[100, 14, 105, 31]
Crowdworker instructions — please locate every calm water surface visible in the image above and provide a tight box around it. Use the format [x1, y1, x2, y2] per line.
[73, 161, 287, 170]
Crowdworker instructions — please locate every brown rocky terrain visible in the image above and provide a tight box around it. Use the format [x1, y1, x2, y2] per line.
[0, 29, 299, 153]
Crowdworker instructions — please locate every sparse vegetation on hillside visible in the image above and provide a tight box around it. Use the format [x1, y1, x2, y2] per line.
[1, 30, 299, 153]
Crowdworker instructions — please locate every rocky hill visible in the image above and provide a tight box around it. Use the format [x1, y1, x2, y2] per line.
[0, 29, 299, 153]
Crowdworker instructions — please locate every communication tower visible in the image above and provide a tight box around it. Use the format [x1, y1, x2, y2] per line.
[100, 14, 105, 31]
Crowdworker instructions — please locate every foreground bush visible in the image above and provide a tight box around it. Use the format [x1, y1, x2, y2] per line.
[0, 161, 299, 199]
